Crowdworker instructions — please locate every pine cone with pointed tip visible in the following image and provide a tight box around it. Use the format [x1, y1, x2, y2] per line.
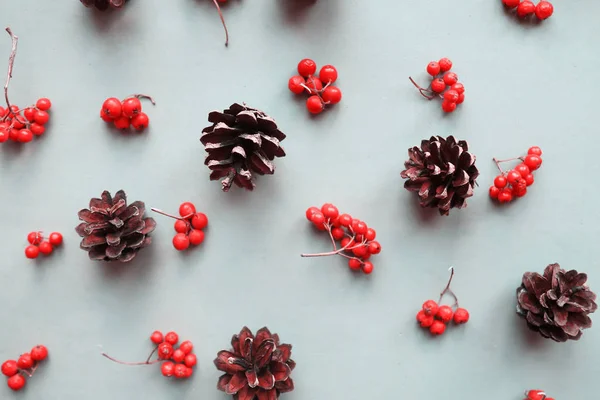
[517, 263, 597, 342]
[400, 135, 478, 216]
[214, 327, 295, 399]
[75, 190, 156, 262]
[80, 0, 127, 11]
[201, 103, 286, 192]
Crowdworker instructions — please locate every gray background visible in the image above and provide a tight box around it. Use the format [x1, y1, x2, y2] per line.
[0, 0, 599, 399]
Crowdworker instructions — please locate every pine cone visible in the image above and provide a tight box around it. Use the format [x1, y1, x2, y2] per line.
[400, 135, 479, 216]
[80, 0, 127, 11]
[516, 263, 597, 342]
[75, 190, 156, 262]
[201, 103, 286, 192]
[214, 327, 295, 399]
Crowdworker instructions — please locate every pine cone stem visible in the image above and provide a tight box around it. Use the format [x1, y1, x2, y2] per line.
[211, 0, 229, 47]
[150, 207, 193, 220]
[101, 347, 161, 366]
[130, 93, 156, 105]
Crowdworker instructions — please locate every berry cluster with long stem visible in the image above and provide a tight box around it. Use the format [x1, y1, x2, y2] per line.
[416, 268, 470, 336]
[1, 345, 48, 391]
[409, 58, 465, 113]
[289, 59, 342, 115]
[151, 202, 208, 251]
[102, 330, 197, 380]
[0, 28, 52, 144]
[302, 203, 381, 275]
[502, 0, 553, 20]
[24, 231, 63, 259]
[100, 95, 154, 131]
[489, 146, 542, 204]
[525, 390, 554, 400]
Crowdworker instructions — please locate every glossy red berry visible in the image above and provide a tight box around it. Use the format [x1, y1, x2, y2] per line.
[191, 212, 208, 230]
[173, 233, 190, 251]
[310, 211, 325, 225]
[321, 86, 342, 104]
[25, 245, 39, 259]
[33, 110, 49, 125]
[47, 232, 62, 246]
[524, 154, 542, 170]
[305, 207, 320, 221]
[438, 58, 452, 72]
[131, 113, 149, 130]
[24, 107, 36, 121]
[337, 214, 352, 227]
[535, 1, 553, 20]
[431, 78, 446, 93]
[113, 116, 131, 130]
[331, 227, 345, 241]
[306, 96, 324, 114]
[30, 345, 49, 361]
[150, 331, 164, 344]
[502, 0, 520, 8]
[102, 97, 122, 118]
[361, 261, 374, 274]
[27, 231, 43, 245]
[188, 229, 205, 245]
[1, 360, 18, 377]
[489, 185, 500, 199]
[0, 128, 8, 143]
[288, 75, 306, 94]
[441, 101, 456, 113]
[443, 89, 459, 103]
[161, 361, 175, 377]
[453, 308, 470, 324]
[517, 1, 536, 17]
[436, 305, 454, 323]
[352, 245, 368, 258]
[158, 342, 174, 359]
[525, 174, 534, 186]
[165, 331, 179, 345]
[7, 374, 25, 391]
[417, 310, 435, 328]
[493, 175, 507, 188]
[348, 258, 361, 271]
[297, 58, 317, 77]
[321, 204, 339, 220]
[179, 202, 196, 217]
[526, 390, 547, 400]
[305, 76, 323, 94]
[179, 341, 194, 355]
[450, 82, 465, 94]
[38, 241, 53, 255]
[364, 228, 376, 241]
[17, 129, 33, 143]
[174, 363, 188, 379]
[174, 220, 189, 234]
[319, 65, 338, 83]
[443, 72, 458, 86]
[171, 349, 186, 363]
[514, 163, 530, 178]
[506, 170, 522, 185]
[17, 353, 33, 369]
[184, 354, 197, 367]
[122, 97, 142, 117]
[498, 188, 513, 203]
[422, 300, 439, 316]
[36, 98, 52, 111]
[426, 61, 440, 76]
[429, 320, 446, 335]
[352, 220, 368, 235]
[527, 146, 542, 156]
[367, 241, 381, 254]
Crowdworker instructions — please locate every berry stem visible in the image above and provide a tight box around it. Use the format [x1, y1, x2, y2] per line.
[300, 225, 360, 257]
[131, 94, 156, 105]
[212, 0, 229, 47]
[493, 156, 525, 173]
[150, 207, 194, 220]
[101, 351, 161, 366]
[2, 27, 26, 124]
[20, 363, 38, 378]
[408, 77, 436, 100]
[438, 267, 460, 307]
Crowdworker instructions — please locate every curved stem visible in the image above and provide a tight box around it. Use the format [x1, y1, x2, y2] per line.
[493, 156, 525, 173]
[3, 27, 21, 122]
[101, 352, 161, 366]
[131, 94, 156, 105]
[408, 77, 436, 100]
[150, 207, 193, 220]
[438, 267, 459, 307]
[212, 0, 229, 47]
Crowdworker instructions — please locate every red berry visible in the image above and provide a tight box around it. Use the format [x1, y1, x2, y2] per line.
[364, 228, 376, 241]
[165, 331, 179, 345]
[27, 231, 43, 245]
[417, 310, 435, 328]
[151, 331, 164, 344]
[12, 116, 25, 129]
[102, 97, 122, 118]
[288, 75, 306, 94]
[158, 342, 174, 359]
[453, 308, 470, 324]
[161, 361, 175, 377]
[306, 95, 324, 114]
[25, 245, 39, 259]
[441, 100, 456, 113]
[361, 261, 374, 274]
[24, 107, 36, 121]
[33, 110, 50, 125]
[506, 170, 522, 185]
[188, 229, 205, 246]
[321, 203, 339, 220]
[184, 353, 197, 367]
[502, 0, 520, 8]
[450, 83, 465, 94]
[348, 258, 361, 271]
[525, 174, 534, 186]
[113, 116, 131, 130]
[179, 341, 194, 355]
[456, 93, 465, 104]
[305, 206, 320, 221]
[0, 128, 8, 143]
[367, 241, 381, 254]
[514, 163, 530, 178]
[526, 390, 547, 400]
[17, 129, 33, 143]
[498, 188, 513, 203]
[431, 78, 446, 93]
[321, 86, 342, 104]
[174, 219, 189, 234]
[191, 212, 208, 229]
[436, 305, 454, 323]
[297, 58, 317, 77]
[38, 241, 53, 255]
[9, 128, 19, 142]
[305, 76, 322, 94]
[36, 98, 52, 111]
[319, 65, 338, 83]
[517, 1, 536, 17]
[1, 360, 18, 377]
[443, 72, 458, 86]
[527, 146, 542, 156]
[310, 212, 325, 226]
[340, 237, 355, 249]
[7, 374, 25, 391]
[426, 61, 441, 76]
[422, 300, 439, 316]
[179, 202, 196, 217]
[489, 185, 500, 199]
[331, 227, 345, 241]
[173, 233, 190, 251]
[429, 320, 446, 335]
[121, 97, 142, 117]
[173, 363, 187, 379]
[524, 154, 542, 170]
[17, 353, 33, 369]
[535, 1, 553, 20]
[438, 58, 453, 72]
[494, 175, 507, 188]
[443, 89, 459, 103]
[351, 219, 368, 235]
[338, 213, 352, 227]
[30, 345, 49, 361]
[131, 112, 149, 130]
[184, 367, 194, 378]
[49, 232, 63, 246]
[352, 245, 368, 258]
[171, 349, 186, 363]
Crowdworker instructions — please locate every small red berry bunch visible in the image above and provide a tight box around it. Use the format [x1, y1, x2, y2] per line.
[525, 390, 554, 400]
[0, 28, 52, 144]
[302, 204, 381, 275]
[24, 231, 63, 259]
[100, 94, 155, 131]
[1, 345, 49, 391]
[416, 268, 470, 336]
[489, 146, 543, 204]
[288, 58, 342, 115]
[502, 0, 554, 20]
[409, 58, 465, 113]
[102, 330, 197, 380]
[151, 202, 208, 251]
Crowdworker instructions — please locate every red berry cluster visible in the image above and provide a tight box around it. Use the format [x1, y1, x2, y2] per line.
[525, 390, 554, 400]
[1, 345, 48, 391]
[409, 58, 465, 113]
[489, 146, 543, 204]
[416, 268, 469, 336]
[102, 331, 197, 380]
[151, 202, 208, 251]
[24, 231, 63, 259]
[100, 95, 154, 131]
[288, 58, 342, 115]
[502, 0, 553, 20]
[0, 99, 52, 144]
[302, 204, 381, 275]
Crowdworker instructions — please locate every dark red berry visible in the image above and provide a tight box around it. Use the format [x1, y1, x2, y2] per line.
[364, 228, 376, 241]
[525, 174, 534, 186]
[305, 76, 323, 94]
[331, 227, 345, 241]
[443, 89, 459, 103]
[502, 0, 520, 8]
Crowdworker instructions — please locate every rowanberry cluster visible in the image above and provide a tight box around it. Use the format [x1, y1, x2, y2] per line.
[1, 345, 48, 391]
[102, 331, 197, 380]
[0, 99, 52, 144]
[502, 0, 553, 20]
[489, 146, 543, 204]
[288, 58, 342, 115]
[525, 390, 554, 400]
[409, 58, 465, 113]
[100, 95, 154, 131]
[416, 268, 469, 336]
[24, 231, 63, 259]
[302, 204, 381, 275]
[151, 202, 208, 251]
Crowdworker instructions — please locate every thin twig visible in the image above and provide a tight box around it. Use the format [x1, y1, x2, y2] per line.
[438, 267, 459, 306]
[151, 208, 193, 220]
[145, 346, 158, 363]
[493, 156, 525, 173]
[101, 352, 161, 366]
[131, 94, 156, 105]
[3, 27, 26, 124]
[212, 0, 229, 47]
[408, 77, 436, 100]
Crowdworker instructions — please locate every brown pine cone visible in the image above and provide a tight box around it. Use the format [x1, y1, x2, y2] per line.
[80, 0, 127, 11]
